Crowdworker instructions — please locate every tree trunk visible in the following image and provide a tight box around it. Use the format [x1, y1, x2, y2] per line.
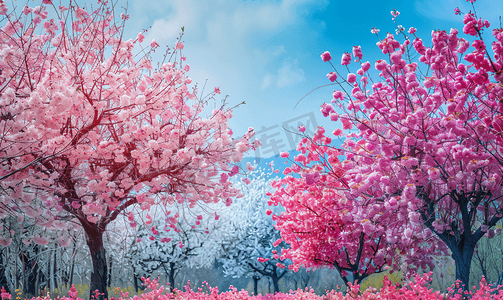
[52, 248, 58, 291]
[271, 275, 279, 294]
[107, 259, 113, 287]
[442, 229, 476, 293]
[0, 251, 10, 294]
[69, 241, 76, 287]
[46, 253, 51, 291]
[24, 246, 39, 297]
[452, 249, 474, 292]
[253, 275, 260, 295]
[84, 226, 108, 300]
[133, 268, 139, 293]
[49, 248, 55, 293]
[168, 262, 175, 292]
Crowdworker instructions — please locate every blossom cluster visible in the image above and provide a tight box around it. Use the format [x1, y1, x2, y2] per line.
[3, 274, 503, 300]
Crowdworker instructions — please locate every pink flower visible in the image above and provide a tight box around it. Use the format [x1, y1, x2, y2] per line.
[391, 9, 400, 20]
[258, 257, 270, 263]
[150, 39, 159, 48]
[229, 165, 239, 176]
[280, 151, 289, 158]
[332, 128, 343, 136]
[1, 287, 11, 300]
[0, 2, 8, 15]
[299, 125, 306, 133]
[321, 103, 335, 117]
[137, 32, 145, 43]
[454, 7, 461, 15]
[352, 46, 363, 60]
[214, 87, 221, 94]
[327, 72, 338, 82]
[75, 7, 89, 20]
[219, 172, 229, 184]
[246, 162, 255, 171]
[184, 65, 190, 72]
[179, 241, 184, 248]
[341, 52, 352, 66]
[266, 209, 272, 215]
[176, 42, 184, 49]
[333, 90, 344, 100]
[371, 27, 380, 34]
[304, 172, 320, 185]
[321, 51, 332, 62]
[347, 73, 357, 83]
[68, 285, 78, 299]
[23, 5, 33, 15]
[43, 0, 53, 4]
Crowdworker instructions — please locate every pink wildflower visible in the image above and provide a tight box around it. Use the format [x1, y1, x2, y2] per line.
[327, 72, 338, 82]
[321, 51, 332, 62]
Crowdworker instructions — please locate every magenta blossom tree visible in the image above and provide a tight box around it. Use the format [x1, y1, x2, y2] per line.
[311, 0, 503, 290]
[270, 136, 446, 287]
[0, 1, 256, 298]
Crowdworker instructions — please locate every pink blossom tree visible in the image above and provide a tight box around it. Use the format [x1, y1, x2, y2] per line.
[270, 138, 445, 287]
[310, 0, 503, 290]
[0, 1, 256, 298]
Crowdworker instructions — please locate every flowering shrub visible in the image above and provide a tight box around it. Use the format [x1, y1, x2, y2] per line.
[3, 274, 503, 300]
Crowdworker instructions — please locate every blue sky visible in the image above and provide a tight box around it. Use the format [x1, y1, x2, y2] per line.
[41, 0, 503, 158]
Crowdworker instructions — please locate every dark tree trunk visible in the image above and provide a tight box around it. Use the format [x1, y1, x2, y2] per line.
[133, 270, 139, 293]
[52, 249, 58, 289]
[253, 275, 260, 295]
[38, 268, 46, 294]
[418, 191, 493, 293]
[272, 275, 279, 294]
[133, 275, 138, 292]
[168, 262, 175, 292]
[84, 226, 108, 300]
[46, 255, 50, 291]
[452, 246, 475, 292]
[69, 241, 76, 287]
[107, 259, 113, 287]
[24, 246, 39, 297]
[0, 251, 10, 294]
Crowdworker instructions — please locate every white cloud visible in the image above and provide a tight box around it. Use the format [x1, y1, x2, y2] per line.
[120, 0, 328, 135]
[272, 46, 286, 57]
[261, 74, 274, 90]
[142, 0, 196, 43]
[260, 59, 305, 90]
[276, 59, 304, 88]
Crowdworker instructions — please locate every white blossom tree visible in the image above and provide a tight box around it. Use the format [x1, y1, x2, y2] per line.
[219, 171, 292, 294]
[129, 204, 233, 291]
